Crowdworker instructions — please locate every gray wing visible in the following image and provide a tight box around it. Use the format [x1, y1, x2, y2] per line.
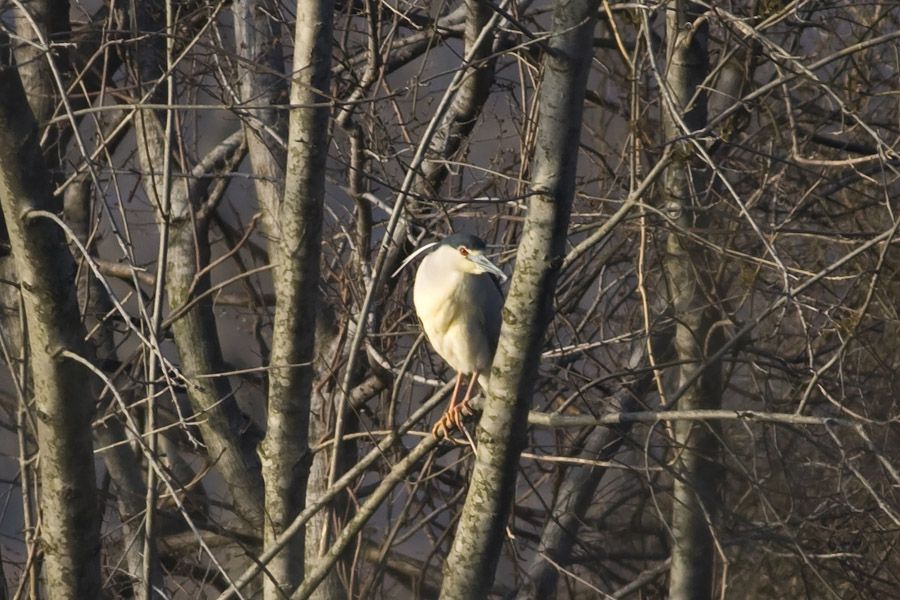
[474, 273, 504, 359]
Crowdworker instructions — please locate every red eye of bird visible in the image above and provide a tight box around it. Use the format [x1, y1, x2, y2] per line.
[458, 246, 469, 256]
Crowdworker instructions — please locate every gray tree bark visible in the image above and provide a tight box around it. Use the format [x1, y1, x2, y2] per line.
[232, 4, 352, 596]
[256, 0, 334, 596]
[127, 0, 266, 532]
[233, 1, 346, 595]
[13, 0, 68, 128]
[304, 312, 347, 600]
[416, 0, 496, 198]
[133, 112, 265, 530]
[660, 3, 722, 599]
[0, 36, 101, 600]
[439, 1, 600, 597]
[233, 0, 287, 204]
[64, 177, 164, 599]
[10, 2, 157, 592]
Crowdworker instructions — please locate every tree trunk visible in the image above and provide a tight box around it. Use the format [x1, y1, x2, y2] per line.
[416, 0, 496, 198]
[233, 3, 347, 596]
[233, 0, 287, 205]
[439, 1, 600, 597]
[0, 36, 101, 599]
[660, 3, 722, 599]
[304, 311, 347, 600]
[13, 0, 68, 128]
[133, 113, 266, 530]
[64, 176, 164, 599]
[257, 0, 334, 596]
[127, 0, 266, 532]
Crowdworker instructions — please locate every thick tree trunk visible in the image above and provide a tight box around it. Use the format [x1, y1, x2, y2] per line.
[438, 1, 600, 598]
[660, 3, 722, 599]
[133, 112, 266, 531]
[233, 3, 346, 596]
[304, 313, 347, 600]
[128, 0, 266, 532]
[13, 0, 68, 127]
[257, 0, 334, 596]
[0, 38, 101, 600]
[64, 177, 164, 599]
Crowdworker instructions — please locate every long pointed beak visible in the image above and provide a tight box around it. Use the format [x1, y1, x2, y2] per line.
[469, 254, 508, 283]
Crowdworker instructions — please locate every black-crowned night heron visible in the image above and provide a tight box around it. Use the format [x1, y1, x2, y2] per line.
[395, 233, 507, 437]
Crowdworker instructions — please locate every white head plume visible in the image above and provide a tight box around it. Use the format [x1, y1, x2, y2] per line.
[391, 241, 439, 279]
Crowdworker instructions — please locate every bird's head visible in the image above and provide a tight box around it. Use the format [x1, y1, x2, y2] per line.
[435, 233, 507, 282]
[391, 232, 508, 282]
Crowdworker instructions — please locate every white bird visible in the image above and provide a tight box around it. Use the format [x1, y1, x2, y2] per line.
[398, 233, 506, 437]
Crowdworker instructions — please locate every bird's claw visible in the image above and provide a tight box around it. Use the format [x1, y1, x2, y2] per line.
[451, 399, 474, 430]
[432, 400, 475, 440]
[431, 416, 451, 439]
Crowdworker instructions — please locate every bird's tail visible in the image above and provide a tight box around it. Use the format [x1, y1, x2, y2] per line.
[478, 372, 491, 395]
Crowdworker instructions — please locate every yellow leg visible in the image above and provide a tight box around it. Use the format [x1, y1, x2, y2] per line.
[450, 370, 480, 430]
[432, 372, 464, 438]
